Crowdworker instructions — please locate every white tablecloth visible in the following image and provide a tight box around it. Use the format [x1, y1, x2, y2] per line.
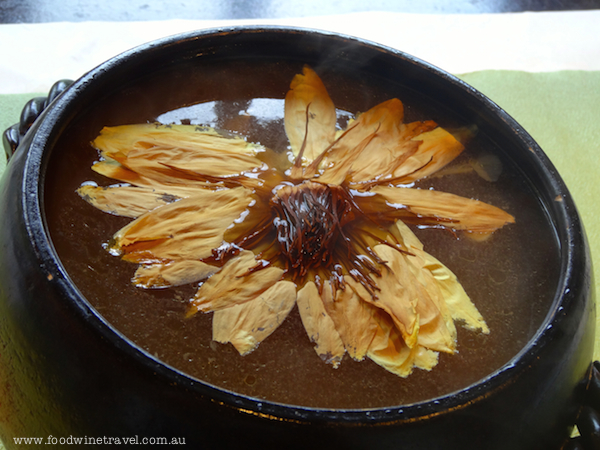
[1, 10, 600, 94]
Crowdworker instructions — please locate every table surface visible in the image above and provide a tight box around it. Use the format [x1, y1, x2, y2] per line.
[2, 0, 600, 22]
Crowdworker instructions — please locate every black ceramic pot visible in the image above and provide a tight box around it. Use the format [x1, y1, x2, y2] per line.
[0, 27, 595, 450]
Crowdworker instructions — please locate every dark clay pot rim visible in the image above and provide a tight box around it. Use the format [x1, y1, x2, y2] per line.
[18, 26, 585, 424]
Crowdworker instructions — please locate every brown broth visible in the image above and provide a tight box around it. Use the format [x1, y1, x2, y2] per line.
[44, 59, 559, 409]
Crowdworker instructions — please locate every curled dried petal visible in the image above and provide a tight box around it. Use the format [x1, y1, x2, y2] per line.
[133, 259, 219, 289]
[296, 281, 345, 367]
[361, 245, 420, 349]
[93, 124, 266, 189]
[314, 99, 406, 185]
[284, 66, 337, 162]
[364, 185, 515, 233]
[426, 253, 490, 334]
[392, 127, 465, 183]
[390, 222, 457, 341]
[321, 277, 379, 361]
[371, 244, 456, 354]
[77, 184, 180, 218]
[92, 157, 229, 193]
[111, 187, 253, 263]
[189, 250, 284, 314]
[393, 220, 488, 333]
[212, 281, 297, 355]
[367, 311, 436, 377]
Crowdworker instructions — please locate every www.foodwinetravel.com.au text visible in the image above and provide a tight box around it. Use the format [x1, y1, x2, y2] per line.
[12, 435, 186, 446]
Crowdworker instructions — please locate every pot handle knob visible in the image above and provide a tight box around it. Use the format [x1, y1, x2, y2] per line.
[2, 79, 73, 161]
[564, 361, 600, 450]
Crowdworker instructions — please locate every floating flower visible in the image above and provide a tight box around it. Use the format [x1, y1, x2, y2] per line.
[78, 66, 515, 377]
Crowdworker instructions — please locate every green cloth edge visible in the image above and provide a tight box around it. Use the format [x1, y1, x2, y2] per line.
[457, 71, 600, 362]
[0, 93, 45, 174]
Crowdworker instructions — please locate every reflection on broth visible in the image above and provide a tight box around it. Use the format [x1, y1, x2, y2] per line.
[44, 60, 559, 409]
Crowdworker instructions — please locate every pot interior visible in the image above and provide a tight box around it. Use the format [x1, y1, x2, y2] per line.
[39, 28, 562, 410]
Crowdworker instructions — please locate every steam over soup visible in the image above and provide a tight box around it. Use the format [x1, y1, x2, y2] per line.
[44, 60, 559, 409]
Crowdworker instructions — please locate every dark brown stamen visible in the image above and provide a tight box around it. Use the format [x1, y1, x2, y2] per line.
[268, 181, 392, 297]
[270, 182, 341, 277]
[211, 172, 418, 299]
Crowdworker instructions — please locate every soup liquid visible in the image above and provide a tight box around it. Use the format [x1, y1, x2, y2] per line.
[44, 60, 559, 409]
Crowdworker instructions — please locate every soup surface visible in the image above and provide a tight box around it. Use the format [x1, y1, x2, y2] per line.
[44, 59, 559, 409]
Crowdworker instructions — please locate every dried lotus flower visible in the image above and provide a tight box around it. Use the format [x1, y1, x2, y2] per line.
[78, 65, 515, 377]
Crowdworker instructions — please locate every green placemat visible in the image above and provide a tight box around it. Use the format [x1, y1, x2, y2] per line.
[0, 93, 44, 175]
[458, 71, 600, 360]
[0, 71, 598, 448]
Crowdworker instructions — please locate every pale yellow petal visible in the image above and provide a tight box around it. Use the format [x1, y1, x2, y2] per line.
[412, 346, 440, 371]
[133, 259, 219, 288]
[367, 311, 422, 377]
[92, 157, 229, 193]
[189, 250, 284, 314]
[321, 278, 379, 361]
[94, 124, 263, 169]
[410, 280, 456, 354]
[425, 253, 490, 334]
[414, 287, 456, 351]
[362, 245, 420, 348]
[319, 116, 442, 187]
[315, 99, 407, 185]
[391, 222, 458, 348]
[392, 127, 465, 183]
[296, 281, 345, 367]
[390, 218, 424, 251]
[212, 281, 297, 355]
[77, 184, 180, 218]
[359, 242, 455, 354]
[394, 220, 488, 334]
[92, 124, 265, 188]
[314, 129, 378, 186]
[111, 187, 253, 263]
[284, 66, 336, 162]
[368, 185, 515, 233]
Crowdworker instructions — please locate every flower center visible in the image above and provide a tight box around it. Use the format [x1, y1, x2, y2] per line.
[271, 181, 353, 280]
